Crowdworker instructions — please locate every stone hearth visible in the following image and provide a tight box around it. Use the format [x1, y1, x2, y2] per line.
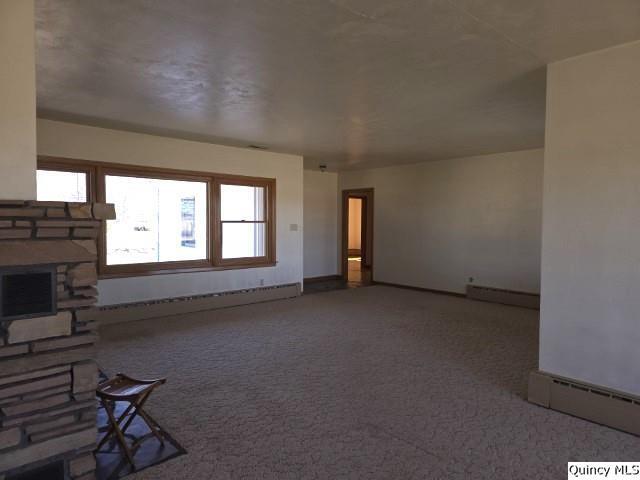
[0, 200, 114, 479]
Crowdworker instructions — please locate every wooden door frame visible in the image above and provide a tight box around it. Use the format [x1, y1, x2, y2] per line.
[359, 196, 368, 262]
[341, 188, 374, 281]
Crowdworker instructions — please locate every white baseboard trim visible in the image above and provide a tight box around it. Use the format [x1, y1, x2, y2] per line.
[96, 283, 301, 326]
[528, 370, 640, 436]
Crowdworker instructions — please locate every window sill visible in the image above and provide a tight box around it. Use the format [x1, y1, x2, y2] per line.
[98, 261, 277, 280]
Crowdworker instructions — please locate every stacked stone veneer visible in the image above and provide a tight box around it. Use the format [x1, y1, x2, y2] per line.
[0, 200, 115, 479]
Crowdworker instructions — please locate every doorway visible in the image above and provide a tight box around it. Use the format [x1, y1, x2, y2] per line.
[341, 189, 373, 286]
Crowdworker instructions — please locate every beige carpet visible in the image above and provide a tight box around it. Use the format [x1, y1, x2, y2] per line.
[97, 286, 639, 479]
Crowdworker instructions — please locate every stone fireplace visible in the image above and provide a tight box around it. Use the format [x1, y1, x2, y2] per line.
[0, 200, 115, 479]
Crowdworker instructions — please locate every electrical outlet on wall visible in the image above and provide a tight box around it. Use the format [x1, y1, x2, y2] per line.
[260, 279, 264, 286]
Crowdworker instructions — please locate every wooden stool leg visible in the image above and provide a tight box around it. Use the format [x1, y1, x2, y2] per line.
[103, 399, 136, 469]
[97, 400, 135, 450]
[137, 408, 165, 445]
[120, 391, 163, 445]
[119, 392, 149, 435]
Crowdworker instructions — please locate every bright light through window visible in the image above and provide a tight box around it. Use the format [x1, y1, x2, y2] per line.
[38, 158, 275, 274]
[220, 184, 266, 259]
[105, 175, 208, 265]
[37, 170, 87, 202]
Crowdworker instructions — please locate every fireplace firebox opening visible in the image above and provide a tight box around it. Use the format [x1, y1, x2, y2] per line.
[0, 265, 57, 321]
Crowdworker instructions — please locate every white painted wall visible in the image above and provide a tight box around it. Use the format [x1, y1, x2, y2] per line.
[303, 170, 338, 279]
[37, 119, 304, 306]
[540, 41, 640, 395]
[0, 0, 36, 200]
[339, 149, 543, 294]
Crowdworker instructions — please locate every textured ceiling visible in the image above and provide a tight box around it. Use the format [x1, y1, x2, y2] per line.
[35, 0, 640, 170]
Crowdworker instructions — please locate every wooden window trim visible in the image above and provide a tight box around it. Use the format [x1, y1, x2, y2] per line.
[214, 177, 276, 267]
[36, 159, 96, 203]
[37, 156, 277, 278]
[97, 166, 213, 276]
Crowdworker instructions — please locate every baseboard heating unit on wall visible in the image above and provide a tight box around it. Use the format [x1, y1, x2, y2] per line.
[528, 371, 640, 436]
[466, 284, 540, 309]
[95, 283, 301, 326]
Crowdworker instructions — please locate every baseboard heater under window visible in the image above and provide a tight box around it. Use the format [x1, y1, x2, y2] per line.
[528, 371, 640, 436]
[95, 283, 301, 326]
[466, 284, 540, 309]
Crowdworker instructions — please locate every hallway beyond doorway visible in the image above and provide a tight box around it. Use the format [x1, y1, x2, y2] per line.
[347, 256, 372, 287]
[342, 188, 374, 287]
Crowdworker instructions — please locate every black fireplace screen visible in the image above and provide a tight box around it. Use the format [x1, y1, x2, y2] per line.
[0, 266, 57, 321]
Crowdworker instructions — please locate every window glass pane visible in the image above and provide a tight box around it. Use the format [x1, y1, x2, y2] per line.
[220, 184, 264, 221]
[37, 170, 87, 202]
[222, 223, 265, 259]
[105, 175, 207, 265]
